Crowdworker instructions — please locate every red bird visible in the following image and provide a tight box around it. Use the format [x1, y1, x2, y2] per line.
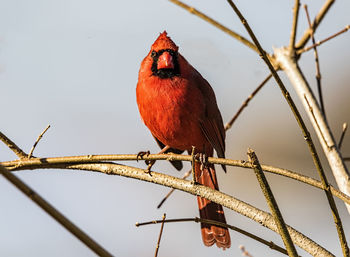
[136, 31, 231, 249]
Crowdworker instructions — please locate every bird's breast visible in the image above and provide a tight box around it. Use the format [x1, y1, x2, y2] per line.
[136, 76, 207, 151]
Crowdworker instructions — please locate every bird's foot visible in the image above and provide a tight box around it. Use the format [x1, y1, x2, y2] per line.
[137, 150, 150, 161]
[145, 160, 156, 176]
[137, 150, 155, 176]
[191, 180, 200, 186]
[198, 153, 209, 171]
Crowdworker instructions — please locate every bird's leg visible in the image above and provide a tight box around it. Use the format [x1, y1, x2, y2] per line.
[198, 152, 216, 186]
[191, 152, 209, 184]
[138, 145, 171, 175]
[145, 145, 170, 173]
[191, 146, 197, 184]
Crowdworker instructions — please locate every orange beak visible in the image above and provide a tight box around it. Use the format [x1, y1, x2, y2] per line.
[157, 51, 174, 69]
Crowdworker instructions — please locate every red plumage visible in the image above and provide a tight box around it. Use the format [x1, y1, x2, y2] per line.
[136, 31, 231, 249]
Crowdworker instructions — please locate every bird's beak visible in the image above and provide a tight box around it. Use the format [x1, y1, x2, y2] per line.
[157, 51, 174, 69]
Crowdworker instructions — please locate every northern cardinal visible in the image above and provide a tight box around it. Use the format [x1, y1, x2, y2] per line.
[136, 31, 231, 249]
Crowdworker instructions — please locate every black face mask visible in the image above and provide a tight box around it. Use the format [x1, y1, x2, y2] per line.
[151, 49, 180, 79]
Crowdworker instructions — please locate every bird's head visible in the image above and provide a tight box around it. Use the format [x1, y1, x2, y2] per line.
[149, 31, 180, 79]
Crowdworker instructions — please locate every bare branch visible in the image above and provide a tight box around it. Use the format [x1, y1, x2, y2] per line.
[2, 154, 350, 205]
[304, 95, 328, 148]
[338, 123, 348, 150]
[289, 0, 300, 53]
[298, 25, 350, 54]
[137, 217, 294, 256]
[260, 164, 350, 205]
[28, 125, 50, 158]
[0, 164, 112, 257]
[157, 169, 191, 208]
[154, 213, 166, 257]
[274, 48, 349, 256]
[304, 4, 325, 117]
[168, 0, 259, 54]
[0, 131, 28, 159]
[239, 245, 254, 257]
[225, 1, 325, 190]
[65, 162, 333, 257]
[2, 147, 349, 255]
[248, 149, 298, 257]
[225, 0, 348, 253]
[225, 74, 272, 130]
[295, 0, 335, 50]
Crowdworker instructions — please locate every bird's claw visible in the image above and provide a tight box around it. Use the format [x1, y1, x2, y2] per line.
[137, 150, 155, 176]
[145, 160, 155, 176]
[197, 153, 208, 171]
[191, 180, 200, 186]
[137, 150, 150, 161]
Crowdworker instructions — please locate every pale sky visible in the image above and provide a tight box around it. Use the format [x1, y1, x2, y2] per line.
[1, 0, 350, 256]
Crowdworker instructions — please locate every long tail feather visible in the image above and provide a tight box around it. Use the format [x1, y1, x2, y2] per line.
[195, 162, 231, 249]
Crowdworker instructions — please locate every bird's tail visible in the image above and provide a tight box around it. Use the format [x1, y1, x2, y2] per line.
[195, 162, 231, 249]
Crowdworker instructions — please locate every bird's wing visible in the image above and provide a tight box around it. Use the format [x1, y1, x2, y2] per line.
[191, 69, 226, 171]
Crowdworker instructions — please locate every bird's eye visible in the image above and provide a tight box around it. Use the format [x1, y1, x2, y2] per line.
[151, 51, 157, 58]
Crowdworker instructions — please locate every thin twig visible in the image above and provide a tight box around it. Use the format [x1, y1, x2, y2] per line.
[295, 0, 335, 50]
[304, 95, 329, 149]
[259, 164, 350, 205]
[297, 25, 350, 54]
[0, 131, 27, 159]
[136, 217, 299, 256]
[158, 147, 195, 208]
[239, 245, 253, 257]
[2, 153, 350, 205]
[28, 125, 50, 158]
[157, 169, 191, 208]
[247, 149, 298, 257]
[225, 0, 348, 255]
[154, 213, 166, 257]
[338, 123, 348, 150]
[0, 164, 112, 257]
[225, 74, 272, 130]
[304, 5, 325, 117]
[168, 0, 259, 54]
[289, 0, 300, 54]
[157, 188, 175, 208]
